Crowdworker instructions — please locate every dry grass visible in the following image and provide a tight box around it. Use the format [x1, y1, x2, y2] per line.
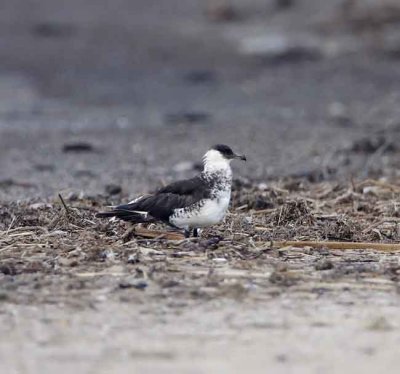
[1, 177, 399, 274]
[0, 177, 399, 306]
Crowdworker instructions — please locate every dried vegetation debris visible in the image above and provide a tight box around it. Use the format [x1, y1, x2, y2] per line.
[0, 177, 399, 305]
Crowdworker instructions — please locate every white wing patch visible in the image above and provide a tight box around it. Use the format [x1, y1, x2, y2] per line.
[128, 195, 144, 204]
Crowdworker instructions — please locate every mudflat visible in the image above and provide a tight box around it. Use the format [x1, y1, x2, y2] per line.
[1, 1, 400, 373]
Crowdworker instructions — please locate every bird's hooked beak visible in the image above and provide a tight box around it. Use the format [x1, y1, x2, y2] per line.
[234, 154, 247, 161]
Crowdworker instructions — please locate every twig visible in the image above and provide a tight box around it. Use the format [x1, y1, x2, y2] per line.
[58, 193, 70, 214]
[271, 240, 400, 252]
[132, 227, 185, 241]
[6, 216, 16, 235]
[0, 226, 48, 235]
[252, 208, 276, 215]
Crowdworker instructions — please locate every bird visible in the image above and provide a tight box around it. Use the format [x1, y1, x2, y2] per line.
[96, 144, 246, 237]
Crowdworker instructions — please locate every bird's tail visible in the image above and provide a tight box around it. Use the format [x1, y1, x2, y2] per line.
[96, 207, 154, 223]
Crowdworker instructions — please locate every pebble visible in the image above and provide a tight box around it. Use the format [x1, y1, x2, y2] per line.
[105, 184, 122, 195]
[184, 70, 216, 84]
[205, 3, 238, 22]
[63, 141, 95, 153]
[239, 34, 322, 62]
[164, 112, 211, 125]
[58, 258, 79, 267]
[127, 253, 139, 264]
[315, 260, 334, 271]
[100, 249, 116, 261]
[31, 22, 75, 39]
[29, 202, 52, 210]
[119, 278, 148, 290]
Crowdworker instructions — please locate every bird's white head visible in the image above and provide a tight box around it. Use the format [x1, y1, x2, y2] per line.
[203, 144, 246, 173]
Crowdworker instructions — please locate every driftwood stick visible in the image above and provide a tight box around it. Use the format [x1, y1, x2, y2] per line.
[129, 227, 400, 251]
[132, 227, 185, 241]
[272, 240, 400, 252]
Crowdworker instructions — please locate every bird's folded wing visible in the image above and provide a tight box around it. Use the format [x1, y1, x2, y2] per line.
[97, 176, 209, 223]
[157, 176, 209, 198]
[116, 192, 202, 221]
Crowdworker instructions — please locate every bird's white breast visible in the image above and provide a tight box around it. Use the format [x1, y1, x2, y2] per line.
[170, 189, 231, 229]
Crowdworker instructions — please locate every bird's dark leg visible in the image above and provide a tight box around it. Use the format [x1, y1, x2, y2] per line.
[184, 229, 191, 238]
[193, 228, 199, 237]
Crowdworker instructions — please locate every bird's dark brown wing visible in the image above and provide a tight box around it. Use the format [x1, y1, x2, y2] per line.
[157, 175, 209, 198]
[97, 176, 210, 223]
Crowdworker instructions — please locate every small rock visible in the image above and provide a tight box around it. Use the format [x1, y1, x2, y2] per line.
[33, 164, 55, 172]
[164, 112, 211, 125]
[63, 142, 95, 153]
[58, 258, 78, 267]
[315, 260, 334, 271]
[162, 279, 180, 288]
[289, 168, 336, 183]
[257, 182, 268, 191]
[119, 278, 148, 290]
[127, 253, 139, 264]
[240, 34, 322, 62]
[0, 264, 16, 276]
[350, 136, 397, 154]
[362, 186, 380, 195]
[74, 170, 96, 178]
[275, 353, 288, 362]
[254, 195, 273, 210]
[206, 2, 238, 22]
[275, 0, 294, 10]
[100, 249, 116, 261]
[184, 70, 216, 84]
[0, 179, 14, 188]
[269, 269, 297, 286]
[199, 237, 220, 250]
[105, 184, 122, 195]
[31, 22, 75, 38]
[29, 202, 52, 210]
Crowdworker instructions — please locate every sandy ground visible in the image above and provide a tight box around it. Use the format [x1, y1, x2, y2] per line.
[1, 0, 400, 373]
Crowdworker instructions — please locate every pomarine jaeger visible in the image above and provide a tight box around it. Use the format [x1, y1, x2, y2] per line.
[97, 144, 246, 237]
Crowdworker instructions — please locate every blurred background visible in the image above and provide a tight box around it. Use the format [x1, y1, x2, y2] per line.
[1, 0, 400, 201]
